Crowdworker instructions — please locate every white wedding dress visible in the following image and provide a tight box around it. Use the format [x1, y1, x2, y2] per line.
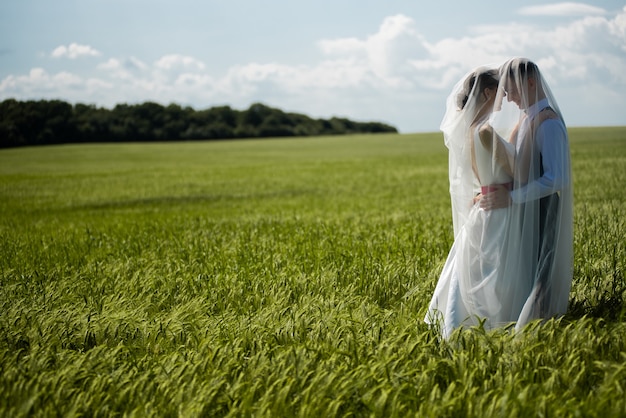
[425, 130, 530, 338]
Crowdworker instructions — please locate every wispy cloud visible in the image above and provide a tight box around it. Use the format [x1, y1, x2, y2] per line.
[51, 43, 101, 59]
[154, 54, 205, 71]
[0, 68, 111, 98]
[518, 2, 606, 17]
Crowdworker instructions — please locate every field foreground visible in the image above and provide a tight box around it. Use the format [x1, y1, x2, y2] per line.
[1, 128, 625, 417]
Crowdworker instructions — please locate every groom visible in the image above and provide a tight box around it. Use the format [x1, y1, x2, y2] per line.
[480, 58, 573, 322]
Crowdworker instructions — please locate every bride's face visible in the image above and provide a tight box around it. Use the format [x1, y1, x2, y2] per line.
[470, 86, 497, 122]
[476, 86, 497, 115]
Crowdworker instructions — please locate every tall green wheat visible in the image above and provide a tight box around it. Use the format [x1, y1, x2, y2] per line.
[1, 129, 625, 417]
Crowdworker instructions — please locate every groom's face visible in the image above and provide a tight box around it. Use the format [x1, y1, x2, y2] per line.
[504, 82, 522, 108]
[504, 76, 537, 109]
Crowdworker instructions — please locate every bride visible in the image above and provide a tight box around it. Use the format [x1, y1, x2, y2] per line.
[425, 66, 531, 338]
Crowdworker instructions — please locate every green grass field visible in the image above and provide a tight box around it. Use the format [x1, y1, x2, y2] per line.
[1, 127, 625, 417]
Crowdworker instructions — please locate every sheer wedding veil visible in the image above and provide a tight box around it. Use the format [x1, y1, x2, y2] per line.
[491, 57, 574, 328]
[440, 64, 500, 236]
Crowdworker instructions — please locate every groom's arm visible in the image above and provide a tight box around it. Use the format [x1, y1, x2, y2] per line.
[510, 119, 569, 204]
[480, 119, 569, 210]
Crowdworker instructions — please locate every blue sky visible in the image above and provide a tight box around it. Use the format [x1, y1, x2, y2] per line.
[1, 1, 625, 132]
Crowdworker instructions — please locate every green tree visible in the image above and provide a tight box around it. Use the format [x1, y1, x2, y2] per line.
[0, 99, 398, 147]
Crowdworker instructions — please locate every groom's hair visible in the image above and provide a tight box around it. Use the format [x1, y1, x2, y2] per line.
[507, 58, 539, 81]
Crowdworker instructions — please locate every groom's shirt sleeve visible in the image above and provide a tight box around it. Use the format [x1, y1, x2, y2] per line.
[511, 119, 570, 203]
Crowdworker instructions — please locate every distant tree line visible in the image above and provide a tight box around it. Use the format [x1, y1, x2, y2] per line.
[0, 99, 398, 148]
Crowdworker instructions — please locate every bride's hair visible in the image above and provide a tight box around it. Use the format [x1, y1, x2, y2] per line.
[457, 68, 499, 110]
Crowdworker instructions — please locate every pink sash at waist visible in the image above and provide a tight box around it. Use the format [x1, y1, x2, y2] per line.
[481, 182, 513, 195]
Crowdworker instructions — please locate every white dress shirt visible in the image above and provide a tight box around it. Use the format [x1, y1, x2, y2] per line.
[511, 98, 570, 203]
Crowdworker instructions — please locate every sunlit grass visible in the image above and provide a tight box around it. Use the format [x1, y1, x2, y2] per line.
[1, 128, 625, 417]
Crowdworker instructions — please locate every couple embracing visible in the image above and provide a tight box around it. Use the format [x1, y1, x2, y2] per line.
[425, 58, 574, 339]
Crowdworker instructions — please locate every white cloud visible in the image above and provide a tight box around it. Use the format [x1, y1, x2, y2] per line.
[609, 6, 626, 49]
[154, 54, 205, 71]
[318, 37, 365, 56]
[97, 57, 149, 82]
[317, 15, 428, 87]
[126, 57, 149, 71]
[51, 43, 101, 59]
[518, 2, 606, 17]
[97, 58, 121, 71]
[0, 68, 112, 99]
[218, 59, 374, 98]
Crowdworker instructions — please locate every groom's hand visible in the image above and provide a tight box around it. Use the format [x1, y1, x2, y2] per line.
[479, 185, 512, 211]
